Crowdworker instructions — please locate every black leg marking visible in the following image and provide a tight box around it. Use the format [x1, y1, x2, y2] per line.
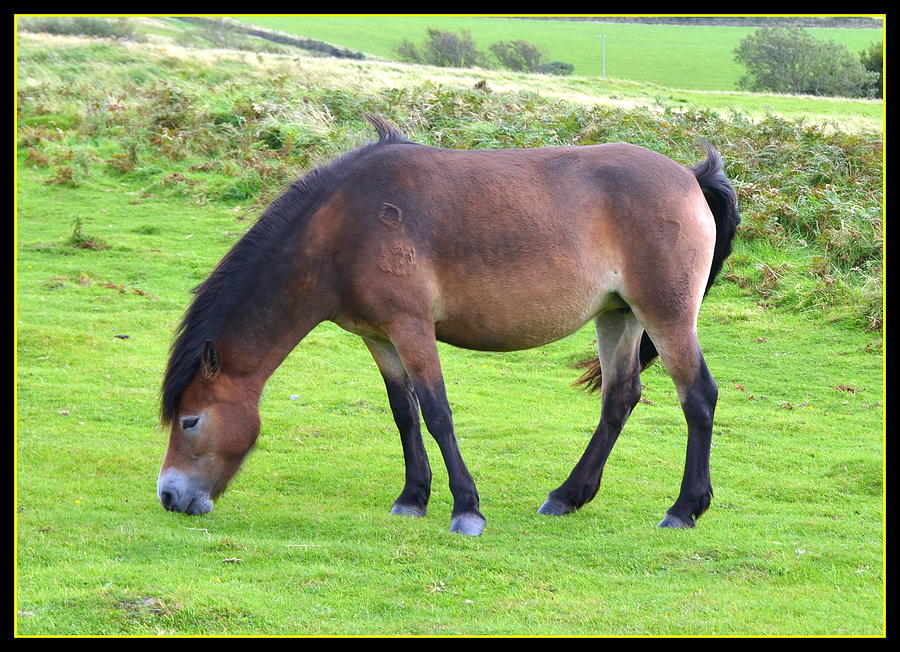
[540, 310, 644, 517]
[413, 376, 485, 535]
[364, 339, 432, 518]
[539, 369, 642, 516]
[384, 325, 485, 536]
[383, 377, 432, 517]
[660, 358, 717, 528]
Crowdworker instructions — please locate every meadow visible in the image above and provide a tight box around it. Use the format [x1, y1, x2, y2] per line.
[233, 16, 882, 90]
[15, 30, 884, 636]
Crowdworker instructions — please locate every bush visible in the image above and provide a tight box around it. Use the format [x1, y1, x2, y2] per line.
[173, 17, 365, 59]
[537, 61, 574, 76]
[66, 217, 109, 250]
[734, 27, 875, 98]
[395, 29, 487, 68]
[398, 31, 574, 76]
[489, 40, 544, 72]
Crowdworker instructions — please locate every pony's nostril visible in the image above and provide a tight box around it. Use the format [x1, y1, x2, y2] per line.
[160, 490, 175, 510]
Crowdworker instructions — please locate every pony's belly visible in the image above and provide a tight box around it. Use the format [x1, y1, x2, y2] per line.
[435, 317, 588, 351]
[434, 283, 619, 352]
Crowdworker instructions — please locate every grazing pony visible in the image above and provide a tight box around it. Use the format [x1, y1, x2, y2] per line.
[158, 116, 740, 535]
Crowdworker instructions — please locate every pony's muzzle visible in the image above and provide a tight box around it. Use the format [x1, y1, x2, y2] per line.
[157, 468, 213, 515]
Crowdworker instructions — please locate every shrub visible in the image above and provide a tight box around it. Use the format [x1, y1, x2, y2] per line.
[398, 31, 574, 76]
[66, 217, 110, 250]
[734, 27, 875, 97]
[489, 40, 544, 72]
[395, 29, 487, 68]
[537, 61, 574, 76]
[173, 17, 365, 59]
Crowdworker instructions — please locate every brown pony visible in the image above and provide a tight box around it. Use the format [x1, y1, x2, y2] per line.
[158, 116, 740, 535]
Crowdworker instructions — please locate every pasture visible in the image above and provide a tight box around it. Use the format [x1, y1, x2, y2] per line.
[233, 16, 882, 91]
[15, 30, 883, 636]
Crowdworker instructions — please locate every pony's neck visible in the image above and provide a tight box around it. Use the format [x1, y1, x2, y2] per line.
[217, 306, 326, 390]
[163, 149, 357, 425]
[213, 220, 336, 390]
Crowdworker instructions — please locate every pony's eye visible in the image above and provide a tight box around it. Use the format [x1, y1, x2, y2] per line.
[180, 416, 201, 431]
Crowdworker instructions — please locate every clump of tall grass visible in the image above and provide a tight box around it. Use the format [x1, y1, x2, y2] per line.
[16, 36, 882, 330]
[65, 217, 109, 250]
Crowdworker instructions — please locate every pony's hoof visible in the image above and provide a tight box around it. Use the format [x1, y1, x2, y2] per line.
[449, 513, 486, 536]
[537, 497, 574, 516]
[657, 513, 695, 529]
[391, 503, 427, 518]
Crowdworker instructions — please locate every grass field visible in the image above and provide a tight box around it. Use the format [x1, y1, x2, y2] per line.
[14, 166, 885, 635]
[233, 16, 883, 91]
[16, 32, 884, 636]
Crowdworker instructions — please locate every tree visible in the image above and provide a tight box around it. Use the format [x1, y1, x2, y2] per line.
[395, 30, 574, 75]
[733, 26, 872, 97]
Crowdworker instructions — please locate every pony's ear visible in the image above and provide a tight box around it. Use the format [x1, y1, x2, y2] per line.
[201, 340, 221, 381]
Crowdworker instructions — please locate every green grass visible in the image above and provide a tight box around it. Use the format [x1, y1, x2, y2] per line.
[15, 165, 884, 635]
[16, 32, 884, 636]
[234, 16, 882, 91]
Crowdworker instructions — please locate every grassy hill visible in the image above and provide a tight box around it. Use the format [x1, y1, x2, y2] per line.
[233, 16, 883, 91]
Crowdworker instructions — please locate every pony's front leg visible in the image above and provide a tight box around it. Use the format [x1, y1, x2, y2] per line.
[363, 338, 432, 518]
[388, 321, 486, 536]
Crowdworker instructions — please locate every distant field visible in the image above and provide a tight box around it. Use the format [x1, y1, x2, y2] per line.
[234, 16, 883, 91]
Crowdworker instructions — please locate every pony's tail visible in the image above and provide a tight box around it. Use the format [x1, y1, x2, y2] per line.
[573, 143, 741, 393]
[573, 334, 659, 393]
[691, 141, 742, 298]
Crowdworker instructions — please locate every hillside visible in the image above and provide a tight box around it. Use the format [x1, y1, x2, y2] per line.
[233, 16, 883, 92]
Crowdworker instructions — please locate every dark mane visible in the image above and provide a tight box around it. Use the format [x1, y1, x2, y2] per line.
[160, 115, 412, 424]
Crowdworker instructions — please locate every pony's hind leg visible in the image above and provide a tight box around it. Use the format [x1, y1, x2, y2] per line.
[539, 308, 644, 516]
[641, 321, 718, 529]
[364, 338, 432, 517]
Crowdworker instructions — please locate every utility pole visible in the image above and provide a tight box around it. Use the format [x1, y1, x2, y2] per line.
[598, 34, 606, 80]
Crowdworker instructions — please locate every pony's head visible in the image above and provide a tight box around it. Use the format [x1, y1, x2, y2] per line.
[157, 339, 260, 515]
